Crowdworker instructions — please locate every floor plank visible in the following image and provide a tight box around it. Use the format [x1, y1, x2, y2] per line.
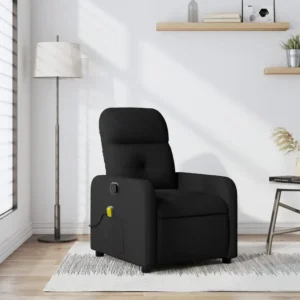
[0, 234, 299, 299]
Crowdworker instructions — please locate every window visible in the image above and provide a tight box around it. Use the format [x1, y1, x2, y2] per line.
[0, 0, 17, 217]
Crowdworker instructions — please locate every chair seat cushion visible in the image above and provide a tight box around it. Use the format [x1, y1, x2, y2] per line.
[156, 189, 228, 219]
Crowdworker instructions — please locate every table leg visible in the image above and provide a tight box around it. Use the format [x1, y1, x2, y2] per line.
[267, 190, 278, 245]
[266, 189, 281, 255]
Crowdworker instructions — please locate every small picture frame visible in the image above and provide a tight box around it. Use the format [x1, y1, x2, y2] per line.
[242, 0, 275, 23]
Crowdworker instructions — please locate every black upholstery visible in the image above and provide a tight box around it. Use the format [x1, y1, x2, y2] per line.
[156, 190, 228, 219]
[177, 173, 238, 259]
[100, 108, 177, 189]
[157, 215, 229, 264]
[91, 107, 238, 272]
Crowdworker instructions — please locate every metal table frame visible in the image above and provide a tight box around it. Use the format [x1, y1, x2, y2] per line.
[267, 188, 300, 255]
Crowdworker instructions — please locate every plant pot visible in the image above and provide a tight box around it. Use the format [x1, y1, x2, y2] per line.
[295, 158, 300, 176]
[286, 50, 300, 68]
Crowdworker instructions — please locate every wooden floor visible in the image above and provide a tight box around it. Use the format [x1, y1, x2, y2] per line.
[0, 235, 300, 299]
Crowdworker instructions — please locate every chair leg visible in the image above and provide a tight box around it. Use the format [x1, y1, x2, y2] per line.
[96, 251, 104, 257]
[222, 258, 232, 264]
[141, 266, 151, 273]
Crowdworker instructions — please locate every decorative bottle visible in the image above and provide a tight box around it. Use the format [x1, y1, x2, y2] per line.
[188, 0, 199, 23]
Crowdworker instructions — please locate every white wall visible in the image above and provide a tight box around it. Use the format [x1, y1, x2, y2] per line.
[31, 0, 300, 234]
[0, 0, 32, 262]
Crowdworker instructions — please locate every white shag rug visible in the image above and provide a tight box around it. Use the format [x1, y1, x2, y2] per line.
[44, 241, 300, 292]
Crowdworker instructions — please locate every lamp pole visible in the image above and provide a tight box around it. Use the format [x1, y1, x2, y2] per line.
[38, 35, 77, 243]
[54, 35, 60, 240]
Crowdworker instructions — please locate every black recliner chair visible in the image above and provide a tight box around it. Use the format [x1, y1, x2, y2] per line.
[91, 108, 237, 273]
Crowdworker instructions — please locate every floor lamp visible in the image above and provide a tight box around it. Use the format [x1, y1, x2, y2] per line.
[34, 36, 82, 243]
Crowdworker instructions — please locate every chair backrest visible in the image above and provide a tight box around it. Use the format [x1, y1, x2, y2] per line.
[100, 108, 177, 189]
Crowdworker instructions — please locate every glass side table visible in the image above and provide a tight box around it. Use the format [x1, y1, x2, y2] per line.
[267, 176, 300, 255]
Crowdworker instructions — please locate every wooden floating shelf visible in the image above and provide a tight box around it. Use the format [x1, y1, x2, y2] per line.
[156, 22, 290, 32]
[264, 67, 300, 75]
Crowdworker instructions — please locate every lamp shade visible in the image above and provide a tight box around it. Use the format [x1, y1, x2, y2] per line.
[33, 42, 82, 78]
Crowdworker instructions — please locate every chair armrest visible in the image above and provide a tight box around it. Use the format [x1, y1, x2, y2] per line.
[177, 172, 238, 258]
[91, 175, 157, 268]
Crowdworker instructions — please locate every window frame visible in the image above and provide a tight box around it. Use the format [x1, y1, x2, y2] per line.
[0, 0, 18, 219]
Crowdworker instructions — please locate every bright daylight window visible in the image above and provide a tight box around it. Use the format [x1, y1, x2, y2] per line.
[0, 0, 17, 216]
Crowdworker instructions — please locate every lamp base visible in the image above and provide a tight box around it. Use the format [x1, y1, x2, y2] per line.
[38, 235, 77, 243]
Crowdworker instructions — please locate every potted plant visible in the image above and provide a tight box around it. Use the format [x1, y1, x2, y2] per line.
[282, 35, 300, 68]
[272, 127, 300, 175]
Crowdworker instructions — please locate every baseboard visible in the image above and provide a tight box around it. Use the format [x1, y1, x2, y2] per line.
[32, 222, 300, 235]
[238, 222, 300, 234]
[0, 223, 32, 263]
[32, 222, 90, 234]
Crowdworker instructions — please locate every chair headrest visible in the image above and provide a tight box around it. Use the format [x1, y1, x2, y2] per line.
[100, 108, 169, 144]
